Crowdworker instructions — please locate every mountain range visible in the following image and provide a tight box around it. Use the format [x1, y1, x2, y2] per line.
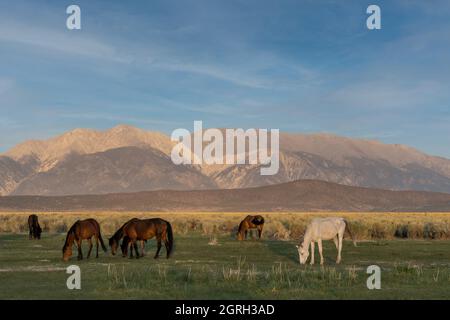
[1, 124, 450, 196]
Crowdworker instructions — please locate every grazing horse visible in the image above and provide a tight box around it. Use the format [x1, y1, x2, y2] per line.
[296, 217, 356, 265]
[28, 214, 42, 240]
[62, 219, 107, 261]
[237, 215, 265, 240]
[109, 218, 173, 259]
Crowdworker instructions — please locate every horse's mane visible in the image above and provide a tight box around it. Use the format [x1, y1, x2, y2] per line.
[111, 226, 124, 241]
[63, 220, 79, 250]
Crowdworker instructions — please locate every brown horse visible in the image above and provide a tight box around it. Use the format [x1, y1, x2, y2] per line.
[237, 215, 265, 240]
[109, 218, 173, 259]
[62, 219, 107, 261]
[28, 214, 42, 240]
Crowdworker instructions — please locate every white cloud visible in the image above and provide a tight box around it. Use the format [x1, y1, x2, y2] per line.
[0, 22, 128, 63]
[328, 80, 447, 110]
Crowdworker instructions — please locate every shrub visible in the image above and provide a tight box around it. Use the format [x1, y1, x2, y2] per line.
[395, 224, 409, 239]
[423, 222, 437, 239]
[370, 223, 386, 239]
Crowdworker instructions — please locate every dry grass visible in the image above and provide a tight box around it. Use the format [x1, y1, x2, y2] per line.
[0, 211, 449, 240]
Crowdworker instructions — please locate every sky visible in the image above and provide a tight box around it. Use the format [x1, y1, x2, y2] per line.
[0, 0, 449, 158]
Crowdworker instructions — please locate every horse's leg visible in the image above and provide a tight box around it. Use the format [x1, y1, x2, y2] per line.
[131, 239, 139, 259]
[154, 236, 162, 259]
[77, 239, 83, 260]
[129, 242, 134, 258]
[29, 227, 32, 240]
[258, 225, 263, 239]
[337, 232, 343, 264]
[133, 242, 139, 258]
[245, 230, 248, 240]
[86, 238, 93, 259]
[310, 241, 315, 265]
[127, 241, 133, 259]
[140, 240, 145, 257]
[95, 235, 99, 258]
[318, 239, 324, 265]
[333, 236, 339, 250]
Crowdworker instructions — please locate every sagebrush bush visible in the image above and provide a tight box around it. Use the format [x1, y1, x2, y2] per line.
[1, 211, 449, 240]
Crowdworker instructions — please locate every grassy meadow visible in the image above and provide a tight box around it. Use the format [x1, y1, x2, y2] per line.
[0, 211, 449, 299]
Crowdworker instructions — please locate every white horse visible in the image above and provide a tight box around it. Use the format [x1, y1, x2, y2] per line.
[296, 217, 356, 265]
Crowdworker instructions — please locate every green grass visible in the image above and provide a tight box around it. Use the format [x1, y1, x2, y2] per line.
[0, 233, 449, 299]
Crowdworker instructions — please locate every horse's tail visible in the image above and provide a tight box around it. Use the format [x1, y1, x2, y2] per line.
[91, 220, 107, 252]
[344, 219, 357, 247]
[98, 230, 107, 252]
[165, 220, 174, 258]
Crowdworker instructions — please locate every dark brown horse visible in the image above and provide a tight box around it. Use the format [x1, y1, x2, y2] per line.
[237, 215, 265, 240]
[28, 214, 42, 240]
[109, 218, 173, 259]
[62, 219, 107, 261]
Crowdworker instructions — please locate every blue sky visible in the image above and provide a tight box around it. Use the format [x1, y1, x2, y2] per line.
[0, 0, 449, 158]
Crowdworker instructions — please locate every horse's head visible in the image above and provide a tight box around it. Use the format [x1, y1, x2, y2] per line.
[296, 244, 309, 265]
[109, 237, 118, 255]
[62, 244, 72, 262]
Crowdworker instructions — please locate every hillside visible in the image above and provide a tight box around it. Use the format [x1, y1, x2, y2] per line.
[1, 179, 449, 212]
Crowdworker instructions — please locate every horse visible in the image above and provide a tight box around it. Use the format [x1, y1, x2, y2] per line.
[296, 217, 356, 265]
[28, 214, 42, 240]
[109, 218, 173, 259]
[62, 219, 107, 261]
[237, 215, 265, 240]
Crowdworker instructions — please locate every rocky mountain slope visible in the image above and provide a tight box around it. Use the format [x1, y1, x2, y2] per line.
[1, 125, 450, 195]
